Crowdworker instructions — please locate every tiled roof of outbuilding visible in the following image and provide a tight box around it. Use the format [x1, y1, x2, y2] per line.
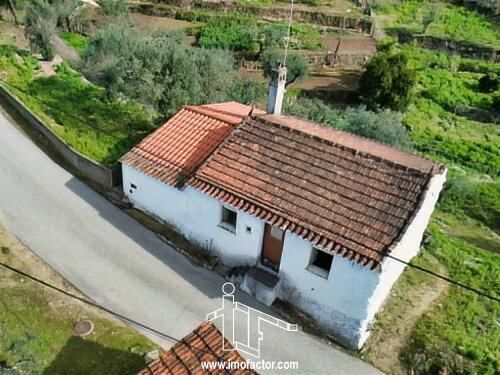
[189, 114, 443, 270]
[138, 321, 256, 375]
[121, 102, 262, 186]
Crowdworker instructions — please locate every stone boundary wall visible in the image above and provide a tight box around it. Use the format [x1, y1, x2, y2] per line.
[398, 32, 499, 62]
[0, 85, 116, 190]
[130, 1, 374, 33]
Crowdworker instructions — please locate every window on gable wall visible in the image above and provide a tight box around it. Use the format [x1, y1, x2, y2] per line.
[220, 206, 237, 233]
[308, 247, 334, 278]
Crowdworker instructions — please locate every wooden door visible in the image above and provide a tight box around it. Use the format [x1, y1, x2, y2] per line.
[261, 224, 284, 270]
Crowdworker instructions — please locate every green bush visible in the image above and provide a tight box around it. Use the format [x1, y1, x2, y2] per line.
[24, 0, 57, 60]
[359, 51, 416, 111]
[197, 15, 260, 53]
[20, 64, 153, 165]
[478, 73, 499, 93]
[439, 177, 500, 233]
[99, 0, 129, 18]
[229, 78, 267, 105]
[493, 91, 500, 113]
[285, 98, 411, 149]
[82, 24, 238, 117]
[260, 48, 308, 86]
[197, 16, 322, 53]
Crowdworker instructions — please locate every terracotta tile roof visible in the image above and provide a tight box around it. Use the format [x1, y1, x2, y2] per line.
[121, 102, 263, 186]
[138, 321, 256, 375]
[189, 114, 444, 270]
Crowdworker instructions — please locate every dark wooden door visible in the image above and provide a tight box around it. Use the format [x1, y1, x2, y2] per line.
[261, 224, 284, 270]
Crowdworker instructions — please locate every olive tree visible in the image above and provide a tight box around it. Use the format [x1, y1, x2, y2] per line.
[260, 48, 308, 86]
[359, 51, 416, 111]
[81, 25, 238, 117]
[25, 0, 57, 60]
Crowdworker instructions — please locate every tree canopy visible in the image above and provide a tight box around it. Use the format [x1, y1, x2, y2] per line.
[359, 51, 416, 111]
[24, 0, 57, 60]
[260, 49, 308, 86]
[285, 97, 411, 149]
[81, 25, 238, 118]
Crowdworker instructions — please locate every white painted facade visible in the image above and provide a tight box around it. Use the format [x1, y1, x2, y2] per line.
[122, 163, 446, 349]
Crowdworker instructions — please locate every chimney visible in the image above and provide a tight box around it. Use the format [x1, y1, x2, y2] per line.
[267, 65, 287, 115]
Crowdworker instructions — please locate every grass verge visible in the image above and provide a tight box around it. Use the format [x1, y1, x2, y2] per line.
[59, 31, 88, 54]
[0, 224, 155, 374]
[0, 45, 154, 166]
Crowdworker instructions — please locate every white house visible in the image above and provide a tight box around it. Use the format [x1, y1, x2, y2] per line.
[121, 69, 446, 349]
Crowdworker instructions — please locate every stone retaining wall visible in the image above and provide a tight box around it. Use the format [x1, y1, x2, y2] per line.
[0, 85, 116, 190]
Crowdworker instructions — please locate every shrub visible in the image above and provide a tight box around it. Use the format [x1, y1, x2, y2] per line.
[493, 91, 500, 113]
[359, 51, 416, 111]
[260, 49, 308, 86]
[285, 98, 411, 149]
[439, 176, 500, 232]
[197, 17, 322, 53]
[229, 78, 267, 105]
[82, 25, 238, 117]
[197, 15, 260, 53]
[99, 0, 129, 18]
[24, 0, 57, 60]
[478, 73, 499, 93]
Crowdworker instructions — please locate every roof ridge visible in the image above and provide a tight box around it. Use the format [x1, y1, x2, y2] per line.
[185, 104, 248, 124]
[256, 114, 442, 175]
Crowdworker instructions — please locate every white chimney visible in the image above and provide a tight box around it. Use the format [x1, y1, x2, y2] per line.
[267, 65, 287, 115]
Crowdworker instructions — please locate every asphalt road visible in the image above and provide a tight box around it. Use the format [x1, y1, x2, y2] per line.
[0, 108, 382, 374]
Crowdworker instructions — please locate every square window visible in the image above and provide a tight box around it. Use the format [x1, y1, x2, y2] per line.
[308, 248, 333, 278]
[220, 206, 237, 233]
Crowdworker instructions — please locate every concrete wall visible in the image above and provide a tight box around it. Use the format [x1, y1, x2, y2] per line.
[0, 85, 114, 189]
[123, 165, 265, 266]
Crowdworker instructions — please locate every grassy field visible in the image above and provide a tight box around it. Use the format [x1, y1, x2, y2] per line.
[59, 31, 89, 54]
[376, 0, 500, 48]
[362, 42, 500, 374]
[0, 45, 154, 166]
[0, 224, 155, 374]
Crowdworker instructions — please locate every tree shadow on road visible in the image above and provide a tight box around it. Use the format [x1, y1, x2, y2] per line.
[42, 336, 144, 375]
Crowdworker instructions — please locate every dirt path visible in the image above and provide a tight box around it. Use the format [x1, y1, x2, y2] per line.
[361, 258, 448, 374]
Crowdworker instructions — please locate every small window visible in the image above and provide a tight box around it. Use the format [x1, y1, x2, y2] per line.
[220, 206, 237, 233]
[130, 183, 137, 189]
[308, 248, 333, 278]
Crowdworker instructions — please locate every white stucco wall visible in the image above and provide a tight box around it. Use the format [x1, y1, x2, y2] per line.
[278, 232, 380, 347]
[122, 165, 265, 266]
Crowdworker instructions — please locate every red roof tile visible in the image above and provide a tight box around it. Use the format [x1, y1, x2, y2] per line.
[121, 102, 263, 186]
[189, 115, 444, 270]
[138, 321, 256, 375]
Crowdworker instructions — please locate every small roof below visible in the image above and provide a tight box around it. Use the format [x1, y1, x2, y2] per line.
[121, 102, 262, 186]
[137, 321, 256, 375]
